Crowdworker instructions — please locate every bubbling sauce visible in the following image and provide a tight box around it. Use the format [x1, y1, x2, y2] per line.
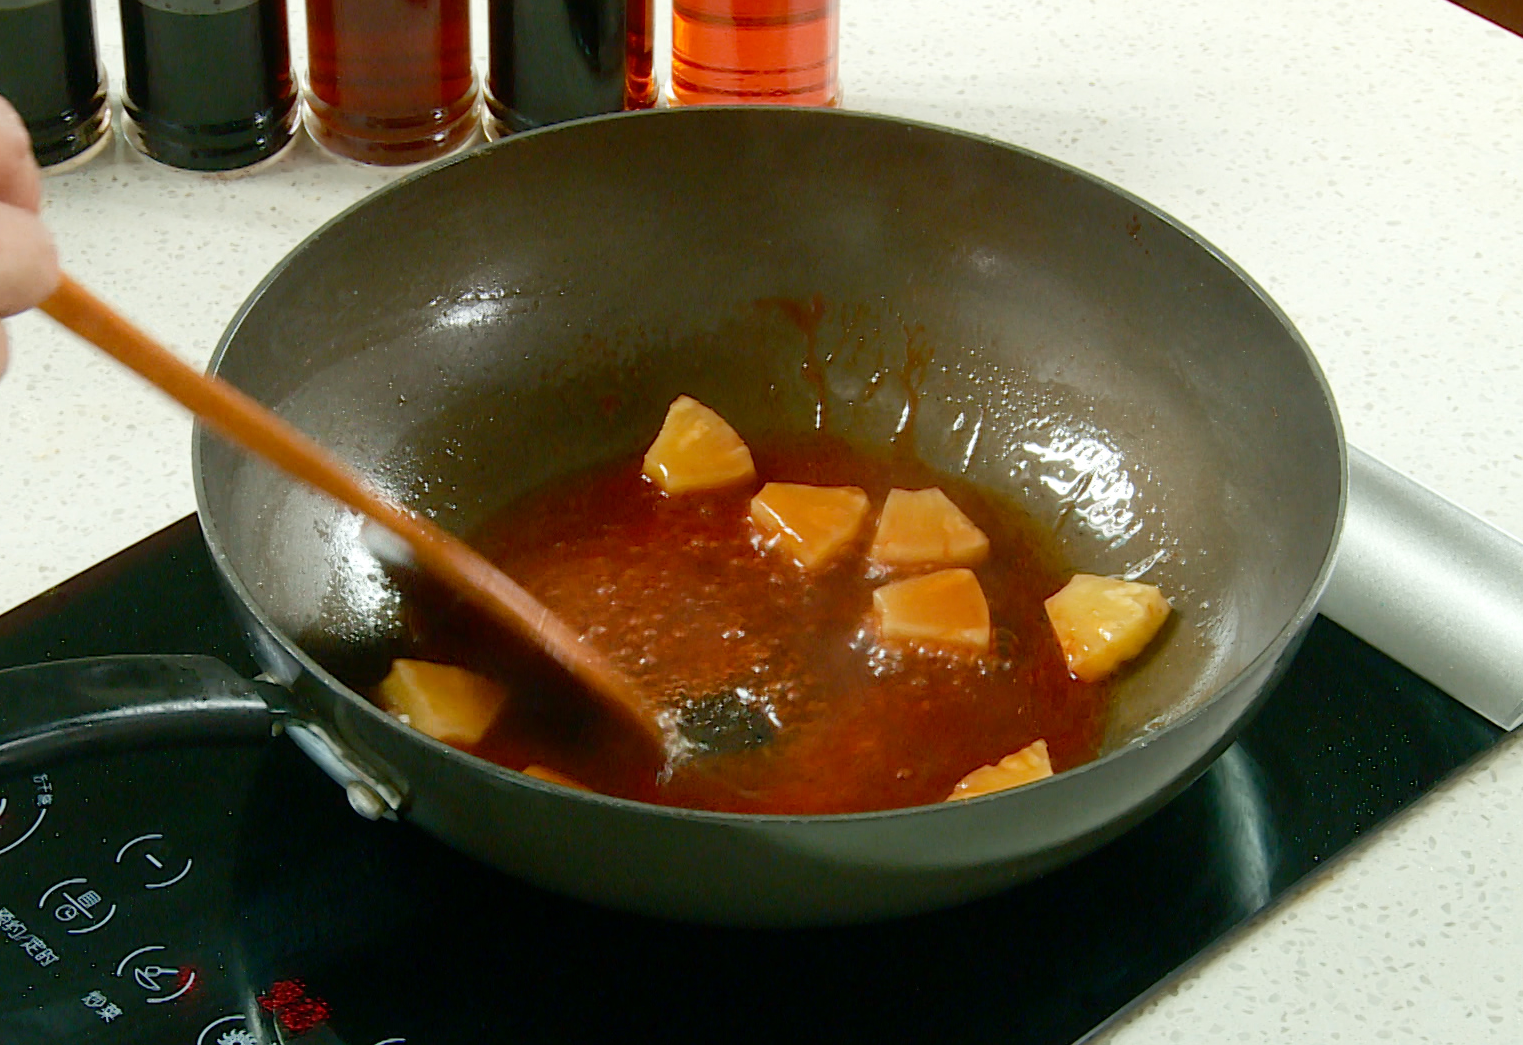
[402, 435, 1110, 814]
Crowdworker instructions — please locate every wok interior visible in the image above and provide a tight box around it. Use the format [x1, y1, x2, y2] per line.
[201, 108, 1340, 763]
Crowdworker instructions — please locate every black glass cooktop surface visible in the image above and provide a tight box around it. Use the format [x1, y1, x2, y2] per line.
[0, 516, 1504, 1045]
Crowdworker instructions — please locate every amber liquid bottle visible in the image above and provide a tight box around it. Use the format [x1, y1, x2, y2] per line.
[120, 0, 298, 172]
[625, 0, 655, 109]
[0, 0, 110, 168]
[484, 0, 653, 137]
[670, 0, 838, 106]
[305, 0, 478, 165]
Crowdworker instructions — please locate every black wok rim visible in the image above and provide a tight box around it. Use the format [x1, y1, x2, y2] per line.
[193, 105, 1348, 826]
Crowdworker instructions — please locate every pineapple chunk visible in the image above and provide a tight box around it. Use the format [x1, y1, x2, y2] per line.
[377, 659, 508, 746]
[868, 487, 990, 570]
[521, 765, 592, 792]
[1044, 573, 1171, 682]
[642, 395, 756, 494]
[750, 482, 871, 570]
[945, 739, 1054, 800]
[872, 567, 991, 653]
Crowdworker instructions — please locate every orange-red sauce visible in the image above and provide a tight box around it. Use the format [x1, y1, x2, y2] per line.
[403, 435, 1110, 814]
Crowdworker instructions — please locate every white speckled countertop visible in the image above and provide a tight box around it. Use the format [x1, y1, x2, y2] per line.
[3, 0, 1522, 1039]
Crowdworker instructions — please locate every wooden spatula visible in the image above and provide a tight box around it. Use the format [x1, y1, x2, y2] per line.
[38, 273, 670, 759]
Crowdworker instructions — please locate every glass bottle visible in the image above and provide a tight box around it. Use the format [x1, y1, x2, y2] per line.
[625, 0, 655, 110]
[670, 0, 839, 107]
[304, 0, 479, 165]
[119, 0, 298, 172]
[484, 0, 653, 138]
[0, 0, 111, 168]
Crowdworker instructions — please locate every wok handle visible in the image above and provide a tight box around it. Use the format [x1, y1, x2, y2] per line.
[0, 655, 283, 770]
[1319, 446, 1523, 730]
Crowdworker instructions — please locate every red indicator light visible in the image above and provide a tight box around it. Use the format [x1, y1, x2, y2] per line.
[258, 979, 332, 1036]
[277, 997, 332, 1035]
[258, 979, 305, 1011]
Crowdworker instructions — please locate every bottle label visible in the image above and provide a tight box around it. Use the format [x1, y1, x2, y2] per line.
[132, 0, 261, 13]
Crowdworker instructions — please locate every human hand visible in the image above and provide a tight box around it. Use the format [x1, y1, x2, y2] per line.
[0, 96, 61, 378]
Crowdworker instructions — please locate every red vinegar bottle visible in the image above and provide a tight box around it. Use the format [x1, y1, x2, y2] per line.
[304, 0, 479, 165]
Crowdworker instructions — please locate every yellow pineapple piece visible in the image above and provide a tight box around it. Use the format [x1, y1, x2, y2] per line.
[377, 659, 508, 746]
[945, 740, 1054, 801]
[521, 765, 592, 792]
[1044, 573, 1171, 682]
[872, 567, 991, 653]
[641, 395, 756, 494]
[750, 482, 871, 570]
[868, 487, 990, 570]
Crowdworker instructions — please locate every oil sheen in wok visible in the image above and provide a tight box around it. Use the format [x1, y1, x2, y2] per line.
[395, 434, 1112, 815]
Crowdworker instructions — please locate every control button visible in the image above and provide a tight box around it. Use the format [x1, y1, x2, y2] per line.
[0, 776, 54, 857]
[134, 965, 176, 992]
[115, 944, 197, 1004]
[115, 832, 193, 889]
[38, 877, 117, 935]
[197, 1014, 257, 1045]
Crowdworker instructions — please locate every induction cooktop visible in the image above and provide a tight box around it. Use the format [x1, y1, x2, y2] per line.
[0, 516, 1503, 1045]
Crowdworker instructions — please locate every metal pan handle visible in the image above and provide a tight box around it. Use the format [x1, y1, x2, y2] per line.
[0, 654, 408, 822]
[1320, 446, 1523, 730]
[0, 655, 283, 769]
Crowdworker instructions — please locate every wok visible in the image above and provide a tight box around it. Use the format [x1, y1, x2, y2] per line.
[21, 108, 1347, 925]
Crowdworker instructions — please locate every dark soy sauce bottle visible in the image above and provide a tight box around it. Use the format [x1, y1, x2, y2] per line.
[0, 0, 111, 168]
[485, 0, 651, 137]
[119, 0, 298, 171]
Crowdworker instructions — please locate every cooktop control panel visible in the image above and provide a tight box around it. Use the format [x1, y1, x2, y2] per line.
[0, 741, 408, 1045]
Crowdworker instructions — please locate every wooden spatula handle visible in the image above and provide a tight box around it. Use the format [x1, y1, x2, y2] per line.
[38, 273, 665, 751]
